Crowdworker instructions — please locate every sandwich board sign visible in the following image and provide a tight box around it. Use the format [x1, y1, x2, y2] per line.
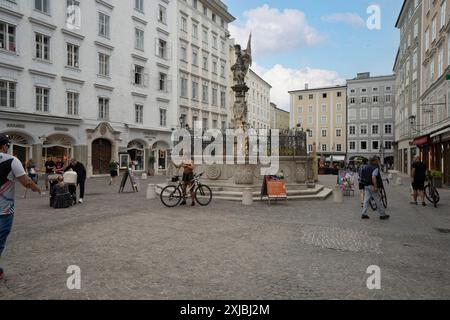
[118, 168, 138, 193]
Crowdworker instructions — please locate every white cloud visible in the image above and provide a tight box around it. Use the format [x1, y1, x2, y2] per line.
[251, 63, 345, 112]
[321, 13, 366, 28]
[229, 4, 325, 56]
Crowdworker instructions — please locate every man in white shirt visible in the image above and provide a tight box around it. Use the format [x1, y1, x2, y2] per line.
[0, 134, 41, 280]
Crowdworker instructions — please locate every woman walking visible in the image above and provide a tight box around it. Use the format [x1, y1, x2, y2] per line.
[109, 159, 119, 186]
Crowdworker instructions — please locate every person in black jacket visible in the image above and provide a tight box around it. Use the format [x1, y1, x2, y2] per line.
[64, 158, 86, 203]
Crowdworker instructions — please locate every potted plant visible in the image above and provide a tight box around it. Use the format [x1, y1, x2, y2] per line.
[148, 155, 156, 176]
[430, 170, 444, 188]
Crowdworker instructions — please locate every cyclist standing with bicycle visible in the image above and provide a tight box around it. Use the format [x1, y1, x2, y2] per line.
[411, 155, 427, 206]
[173, 152, 195, 206]
[360, 156, 390, 220]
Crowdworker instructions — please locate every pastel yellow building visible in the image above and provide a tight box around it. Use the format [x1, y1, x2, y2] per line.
[289, 85, 347, 161]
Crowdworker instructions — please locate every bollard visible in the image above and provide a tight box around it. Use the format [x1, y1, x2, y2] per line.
[146, 184, 156, 199]
[242, 188, 253, 206]
[396, 177, 403, 185]
[333, 185, 343, 203]
[141, 173, 148, 180]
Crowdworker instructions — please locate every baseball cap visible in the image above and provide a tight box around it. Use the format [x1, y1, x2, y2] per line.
[0, 133, 11, 147]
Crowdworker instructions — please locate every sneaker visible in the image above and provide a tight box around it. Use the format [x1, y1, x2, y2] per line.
[180, 200, 187, 206]
[0, 268, 4, 280]
[361, 215, 370, 219]
[422, 202, 427, 207]
[78, 198, 83, 204]
[380, 215, 390, 220]
[191, 201, 195, 207]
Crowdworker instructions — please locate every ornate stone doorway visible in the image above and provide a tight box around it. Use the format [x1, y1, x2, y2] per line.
[92, 138, 112, 175]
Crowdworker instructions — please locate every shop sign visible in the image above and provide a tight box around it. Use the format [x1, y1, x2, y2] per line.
[54, 127, 69, 132]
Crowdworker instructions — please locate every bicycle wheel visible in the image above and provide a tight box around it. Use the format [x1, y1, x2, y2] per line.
[369, 197, 377, 211]
[160, 185, 182, 207]
[380, 188, 387, 208]
[195, 184, 212, 206]
[424, 184, 435, 204]
[426, 185, 440, 207]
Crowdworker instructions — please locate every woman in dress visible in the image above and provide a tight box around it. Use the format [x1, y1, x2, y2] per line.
[109, 159, 119, 185]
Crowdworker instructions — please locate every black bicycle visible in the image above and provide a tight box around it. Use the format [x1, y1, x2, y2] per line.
[369, 178, 389, 211]
[160, 172, 212, 207]
[424, 177, 440, 208]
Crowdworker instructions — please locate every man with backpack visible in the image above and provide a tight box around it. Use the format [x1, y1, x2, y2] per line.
[0, 134, 41, 280]
[360, 156, 390, 220]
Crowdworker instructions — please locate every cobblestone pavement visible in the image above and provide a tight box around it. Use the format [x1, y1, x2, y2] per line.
[0, 173, 449, 299]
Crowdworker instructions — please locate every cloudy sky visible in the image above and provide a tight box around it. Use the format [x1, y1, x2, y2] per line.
[225, 0, 403, 111]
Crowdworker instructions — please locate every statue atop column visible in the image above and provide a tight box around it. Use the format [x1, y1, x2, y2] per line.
[231, 34, 252, 130]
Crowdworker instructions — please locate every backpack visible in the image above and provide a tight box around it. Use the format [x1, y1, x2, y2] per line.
[0, 158, 13, 188]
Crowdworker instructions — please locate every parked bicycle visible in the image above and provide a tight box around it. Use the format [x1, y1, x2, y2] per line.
[424, 175, 440, 208]
[369, 177, 389, 211]
[160, 172, 212, 207]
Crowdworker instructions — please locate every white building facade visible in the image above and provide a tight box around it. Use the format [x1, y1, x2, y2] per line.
[0, 0, 234, 176]
[246, 69, 271, 129]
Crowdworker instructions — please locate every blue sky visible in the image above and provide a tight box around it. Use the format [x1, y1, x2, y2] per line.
[224, 0, 404, 110]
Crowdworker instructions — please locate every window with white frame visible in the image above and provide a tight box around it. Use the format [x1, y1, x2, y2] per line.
[425, 28, 430, 51]
[135, 0, 144, 12]
[220, 63, 225, 77]
[157, 39, 167, 59]
[35, 0, 49, 13]
[220, 90, 226, 108]
[159, 108, 166, 126]
[192, 23, 198, 38]
[158, 5, 166, 24]
[202, 83, 208, 102]
[336, 128, 341, 137]
[66, 0, 80, 28]
[98, 12, 110, 38]
[373, 95, 379, 103]
[180, 45, 187, 61]
[98, 53, 110, 76]
[307, 115, 313, 125]
[66, 91, 79, 115]
[35, 33, 50, 60]
[0, 80, 16, 108]
[385, 124, 392, 134]
[372, 141, 379, 150]
[441, 1, 446, 29]
[349, 141, 356, 150]
[385, 141, 392, 150]
[135, 104, 143, 123]
[438, 45, 444, 76]
[202, 117, 208, 130]
[350, 97, 356, 104]
[98, 97, 109, 120]
[192, 49, 198, 65]
[180, 76, 188, 97]
[348, 109, 356, 121]
[321, 129, 327, 137]
[308, 105, 313, 113]
[135, 28, 144, 51]
[35, 87, 49, 112]
[159, 72, 167, 91]
[371, 107, 379, 119]
[66, 43, 79, 68]
[202, 55, 208, 70]
[0, 21, 16, 52]
[360, 108, 368, 119]
[336, 144, 342, 152]
[349, 125, 356, 135]
[321, 144, 327, 152]
[192, 80, 198, 100]
[336, 103, 342, 112]
[212, 88, 218, 106]
[384, 106, 393, 118]
[360, 141, 367, 150]
[321, 104, 326, 113]
[372, 124, 379, 135]
[181, 16, 187, 33]
[202, 28, 208, 44]
[308, 144, 313, 152]
[361, 96, 367, 104]
[432, 16, 436, 40]
[360, 124, 368, 135]
[321, 115, 327, 124]
[336, 115, 342, 124]
[212, 60, 217, 74]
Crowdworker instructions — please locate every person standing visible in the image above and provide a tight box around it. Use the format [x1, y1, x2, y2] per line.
[360, 156, 390, 220]
[64, 158, 86, 204]
[44, 157, 56, 190]
[358, 159, 368, 208]
[0, 134, 41, 280]
[411, 155, 427, 206]
[22, 159, 38, 199]
[109, 159, 119, 186]
[173, 153, 195, 206]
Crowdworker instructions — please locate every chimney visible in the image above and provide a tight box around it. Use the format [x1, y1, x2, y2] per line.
[305, 83, 309, 90]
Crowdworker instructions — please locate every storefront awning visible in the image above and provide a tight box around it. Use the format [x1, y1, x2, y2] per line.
[411, 136, 429, 146]
[430, 127, 450, 138]
[326, 155, 346, 162]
